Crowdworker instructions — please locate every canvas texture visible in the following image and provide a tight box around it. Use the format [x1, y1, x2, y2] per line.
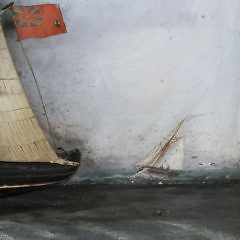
[0, 22, 74, 166]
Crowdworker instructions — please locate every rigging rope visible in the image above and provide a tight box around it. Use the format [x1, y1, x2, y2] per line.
[19, 41, 57, 150]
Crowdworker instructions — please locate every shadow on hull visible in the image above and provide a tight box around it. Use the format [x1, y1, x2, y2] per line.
[0, 149, 81, 196]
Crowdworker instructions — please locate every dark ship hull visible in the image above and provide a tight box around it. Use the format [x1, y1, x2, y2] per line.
[0, 161, 79, 189]
[0, 149, 81, 190]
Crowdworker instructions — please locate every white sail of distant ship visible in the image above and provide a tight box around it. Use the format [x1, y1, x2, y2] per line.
[135, 118, 186, 172]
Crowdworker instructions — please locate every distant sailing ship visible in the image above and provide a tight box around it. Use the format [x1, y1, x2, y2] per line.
[134, 118, 186, 177]
[0, 3, 80, 190]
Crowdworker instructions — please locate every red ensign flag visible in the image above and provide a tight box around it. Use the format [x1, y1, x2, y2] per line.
[11, 4, 67, 40]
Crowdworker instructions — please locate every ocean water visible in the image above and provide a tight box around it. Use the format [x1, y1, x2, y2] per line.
[0, 184, 240, 240]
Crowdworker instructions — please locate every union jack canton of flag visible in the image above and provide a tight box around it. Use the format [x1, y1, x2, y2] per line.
[11, 4, 67, 40]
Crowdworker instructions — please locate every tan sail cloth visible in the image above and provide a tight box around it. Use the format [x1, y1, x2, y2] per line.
[0, 22, 71, 165]
[134, 118, 186, 170]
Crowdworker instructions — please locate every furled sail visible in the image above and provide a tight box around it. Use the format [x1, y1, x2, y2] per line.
[0, 22, 71, 166]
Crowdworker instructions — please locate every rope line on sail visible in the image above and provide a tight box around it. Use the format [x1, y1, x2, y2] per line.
[150, 117, 186, 167]
[0, 78, 19, 80]
[134, 142, 162, 167]
[134, 117, 187, 169]
[19, 41, 57, 150]
[0, 106, 30, 113]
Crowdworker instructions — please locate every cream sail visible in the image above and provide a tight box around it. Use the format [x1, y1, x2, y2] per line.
[0, 3, 80, 191]
[0, 22, 75, 166]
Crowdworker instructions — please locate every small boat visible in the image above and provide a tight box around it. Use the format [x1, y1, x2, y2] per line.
[0, 3, 80, 190]
[134, 118, 186, 178]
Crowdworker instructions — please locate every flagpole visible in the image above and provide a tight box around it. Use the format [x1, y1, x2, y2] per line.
[19, 41, 57, 150]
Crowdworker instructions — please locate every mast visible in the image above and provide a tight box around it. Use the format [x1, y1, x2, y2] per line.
[135, 117, 186, 169]
[150, 118, 186, 167]
[0, 21, 74, 166]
